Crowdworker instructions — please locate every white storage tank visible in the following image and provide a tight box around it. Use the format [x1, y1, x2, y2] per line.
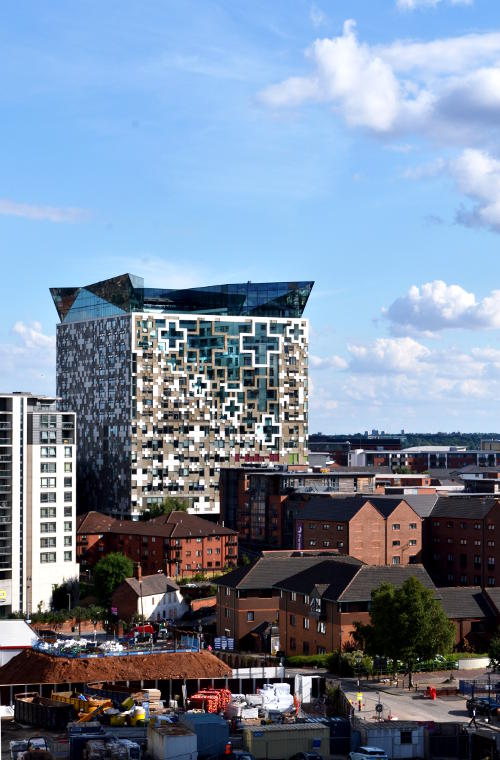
[148, 723, 198, 760]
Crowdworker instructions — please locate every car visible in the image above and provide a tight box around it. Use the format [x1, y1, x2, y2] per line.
[348, 748, 389, 760]
[289, 753, 323, 760]
[466, 697, 500, 716]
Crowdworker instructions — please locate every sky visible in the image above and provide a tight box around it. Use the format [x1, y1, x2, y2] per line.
[1, 0, 500, 433]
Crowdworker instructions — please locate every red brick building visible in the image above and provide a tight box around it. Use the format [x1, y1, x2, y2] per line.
[294, 496, 422, 566]
[425, 497, 500, 588]
[77, 510, 238, 577]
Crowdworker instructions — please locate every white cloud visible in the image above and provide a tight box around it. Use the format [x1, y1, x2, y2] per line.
[310, 353, 348, 369]
[397, 0, 473, 11]
[12, 321, 56, 349]
[0, 322, 56, 395]
[383, 280, 500, 333]
[310, 4, 326, 29]
[0, 198, 89, 223]
[347, 337, 431, 373]
[449, 149, 500, 231]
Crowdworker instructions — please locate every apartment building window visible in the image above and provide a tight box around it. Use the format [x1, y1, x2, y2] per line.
[64, 477, 72, 488]
[409, 539, 417, 546]
[40, 508, 56, 518]
[64, 551, 72, 561]
[447, 522, 454, 528]
[308, 523, 316, 529]
[41, 431, 56, 444]
[475, 540, 481, 546]
[216, 548, 220, 554]
[225, 587, 231, 596]
[489, 541, 495, 547]
[64, 462, 72, 472]
[290, 637, 296, 650]
[40, 552, 56, 563]
[41, 447, 56, 458]
[64, 521, 72, 532]
[392, 524, 400, 531]
[433, 521, 440, 527]
[337, 541, 344, 548]
[290, 614, 296, 626]
[309, 540, 317, 547]
[64, 536, 72, 546]
[41, 523, 56, 533]
[40, 414, 57, 429]
[40, 537, 56, 548]
[291, 592, 296, 601]
[488, 557, 495, 567]
[64, 446, 72, 457]
[304, 594, 310, 604]
[197, 537, 202, 542]
[447, 574, 455, 582]
[392, 540, 400, 547]
[207, 549, 212, 555]
[474, 523, 481, 530]
[488, 577, 496, 586]
[63, 492, 72, 503]
[474, 555, 481, 566]
[41, 463, 56, 473]
[196, 550, 201, 557]
[317, 646, 326, 655]
[432, 553, 440, 560]
[224, 608, 230, 618]
[409, 523, 417, 530]
[447, 538, 453, 544]
[460, 522, 466, 529]
[447, 553, 454, 562]
[40, 493, 56, 503]
[323, 540, 330, 547]
[488, 524, 496, 531]
[433, 537, 440, 543]
[322, 524, 330, 530]
[392, 557, 401, 565]
[317, 621, 326, 634]
[40, 477, 56, 489]
[336, 525, 344, 531]
[460, 539, 467, 545]
[247, 611, 254, 622]
[474, 575, 481, 584]
[303, 617, 310, 630]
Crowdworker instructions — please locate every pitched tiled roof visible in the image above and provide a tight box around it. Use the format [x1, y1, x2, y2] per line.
[297, 496, 372, 521]
[359, 494, 439, 518]
[273, 558, 362, 598]
[77, 510, 236, 539]
[485, 588, 500, 613]
[122, 573, 179, 597]
[216, 551, 344, 590]
[336, 564, 435, 603]
[438, 587, 493, 620]
[431, 496, 498, 519]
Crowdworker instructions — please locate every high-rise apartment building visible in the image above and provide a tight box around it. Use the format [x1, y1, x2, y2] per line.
[0, 393, 78, 616]
[51, 274, 313, 517]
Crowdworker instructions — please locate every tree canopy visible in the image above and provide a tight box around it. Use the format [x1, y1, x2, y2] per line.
[93, 552, 134, 602]
[353, 576, 454, 686]
[139, 496, 188, 521]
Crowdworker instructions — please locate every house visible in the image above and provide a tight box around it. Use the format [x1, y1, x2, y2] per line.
[111, 565, 188, 622]
[77, 510, 238, 577]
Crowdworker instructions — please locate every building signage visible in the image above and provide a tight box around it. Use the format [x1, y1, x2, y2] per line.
[214, 636, 235, 651]
[296, 521, 303, 550]
[0, 589, 6, 602]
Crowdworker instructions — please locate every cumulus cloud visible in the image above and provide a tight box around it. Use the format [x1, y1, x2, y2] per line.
[383, 280, 500, 334]
[0, 322, 56, 395]
[347, 337, 431, 373]
[309, 354, 348, 369]
[0, 198, 89, 223]
[449, 149, 500, 231]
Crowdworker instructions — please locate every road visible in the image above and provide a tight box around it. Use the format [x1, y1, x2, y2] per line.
[341, 678, 472, 723]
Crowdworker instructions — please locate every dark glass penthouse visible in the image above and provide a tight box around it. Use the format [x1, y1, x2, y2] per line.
[52, 274, 313, 519]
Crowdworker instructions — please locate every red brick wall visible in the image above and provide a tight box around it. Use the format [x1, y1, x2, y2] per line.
[348, 503, 386, 564]
[384, 501, 422, 566]
[216, 587, 280, 645]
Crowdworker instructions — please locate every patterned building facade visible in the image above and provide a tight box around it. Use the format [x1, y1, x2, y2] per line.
[53, 274, 312, 516]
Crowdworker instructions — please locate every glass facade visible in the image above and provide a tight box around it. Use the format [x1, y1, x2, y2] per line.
[51, 274, 314, 323]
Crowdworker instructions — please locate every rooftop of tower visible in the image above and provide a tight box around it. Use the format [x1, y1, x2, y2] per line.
[50, 273, 314, 323]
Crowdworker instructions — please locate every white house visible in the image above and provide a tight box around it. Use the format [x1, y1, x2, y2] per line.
[112, 568, 188, 622]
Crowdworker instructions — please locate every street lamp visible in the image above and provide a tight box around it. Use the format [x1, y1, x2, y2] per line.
[67, 593, 71, 612]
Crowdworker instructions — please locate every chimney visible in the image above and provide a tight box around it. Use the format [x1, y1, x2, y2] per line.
[134, 562, 142, 581]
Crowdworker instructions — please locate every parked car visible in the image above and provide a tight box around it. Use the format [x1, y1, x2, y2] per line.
[289, 753, 323, 760]
[348, 748, 389, 760]
[466, 697, 500, 716]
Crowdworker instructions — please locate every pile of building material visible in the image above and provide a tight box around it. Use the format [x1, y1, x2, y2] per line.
[259, 683, 294, 713]
[224, 694, 259, 720]
[131, 688, 163, 714]
[188, 688, 231, 713]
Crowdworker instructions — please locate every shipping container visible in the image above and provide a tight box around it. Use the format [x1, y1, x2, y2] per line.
[180, 713, 229, 758]
[243, 723, 330, 760]
[148, 723, 198, 760]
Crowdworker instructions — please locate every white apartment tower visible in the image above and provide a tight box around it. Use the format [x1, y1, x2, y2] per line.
[0, 393, 78, 615]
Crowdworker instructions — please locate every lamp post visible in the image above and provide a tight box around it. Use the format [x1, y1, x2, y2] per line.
[67, 593, 71, 612]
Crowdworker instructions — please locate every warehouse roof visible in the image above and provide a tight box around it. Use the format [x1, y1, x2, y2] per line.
[336, 565, 435, 603]
[273, 558, 362, 599]
[216, 551, 343, 590]
[430, 496, 498, 519]
[77, 510, 236, 538]
[438, 587, 493, 620]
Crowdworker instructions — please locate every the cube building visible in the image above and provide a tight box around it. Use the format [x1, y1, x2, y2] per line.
[51, 274, 313, 517]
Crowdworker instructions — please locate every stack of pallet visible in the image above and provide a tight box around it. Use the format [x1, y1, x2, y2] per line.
[189, 688, 232, 714]
[132, 688, 163, 713]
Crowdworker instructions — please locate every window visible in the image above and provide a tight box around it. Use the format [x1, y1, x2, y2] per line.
[290, 614, 296, 626]
[474, 555, 481, 566]
[304, 594, 310, 604]
[322, 524, 330, 530]
[64, 446, 72, 457]
[308, 523, 316, 530]
[488, 556, 495, 567]
[392, 524, 400, 530]
[460, 575, 468, 584]
[40, 477, 56, 488]
[41, 523, 56, 533]
[447, 553, 454, 561]
[409, 539, 417, 546]
[432, 553, 440, 560]
[207, 548, 212, 555]
[303, 617, 310, 629]
[291, 592, 296, 601]
[290, 637, 296, 650]
[488, 577, 496, 586]
[474, 540, 481, 546]
[433, 537, 440, 543]
[317, 621, 326, 634]
[64, 477, 72, 488]
[474, 523, 481, 530]
[392, 557, 400, 565]
[460, 538, 467, 545]
[40, 462, 56, 473]
[64, 462, 72, 472]
[433, 521, 440, 527]
[40, 537, 56, 548]
[460, 522, 466, 529]
[309, 540, 317, 547]
[336, 524, 344, 531]
[224, 608, 230, 618]
[409, 523, 417, 530]
[40, 507, 56, 518]
[64, 551, 72, 561]
[41, 446, 56, 458]
[392, 540, 400, 546]
[64, 536, 72, 546]
[64, 492, 72, 502]
[447, 538, 453, 544]
[447, 521, 454, 528]
[64, 521, 72, 532]
[225, 587, 230, 596]
[489, 541, 495, 547]
[317, 646, 326, 655]
[337, 541, 344, 548]
[40, 492, 56, 503]
[488, 524, 496, 531]
[323, 540, 330, 547]
[40, 552, 56, 563]
[247, 611, 254, 622]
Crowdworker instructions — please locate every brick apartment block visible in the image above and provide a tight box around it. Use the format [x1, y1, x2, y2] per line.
[77, 510, 238, 577]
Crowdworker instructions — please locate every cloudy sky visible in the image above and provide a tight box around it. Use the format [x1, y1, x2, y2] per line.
[1, 0, 500, 433]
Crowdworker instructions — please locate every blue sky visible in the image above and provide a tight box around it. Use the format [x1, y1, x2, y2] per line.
[1, 0, 500, 433]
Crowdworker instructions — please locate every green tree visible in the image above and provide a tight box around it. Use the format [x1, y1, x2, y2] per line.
[353, 577, 454, 688]
[51, 577, 80, 611]
[139, 497, 188, 521]
[489, 631, 500, 671]
[93, 552, 134, 602]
